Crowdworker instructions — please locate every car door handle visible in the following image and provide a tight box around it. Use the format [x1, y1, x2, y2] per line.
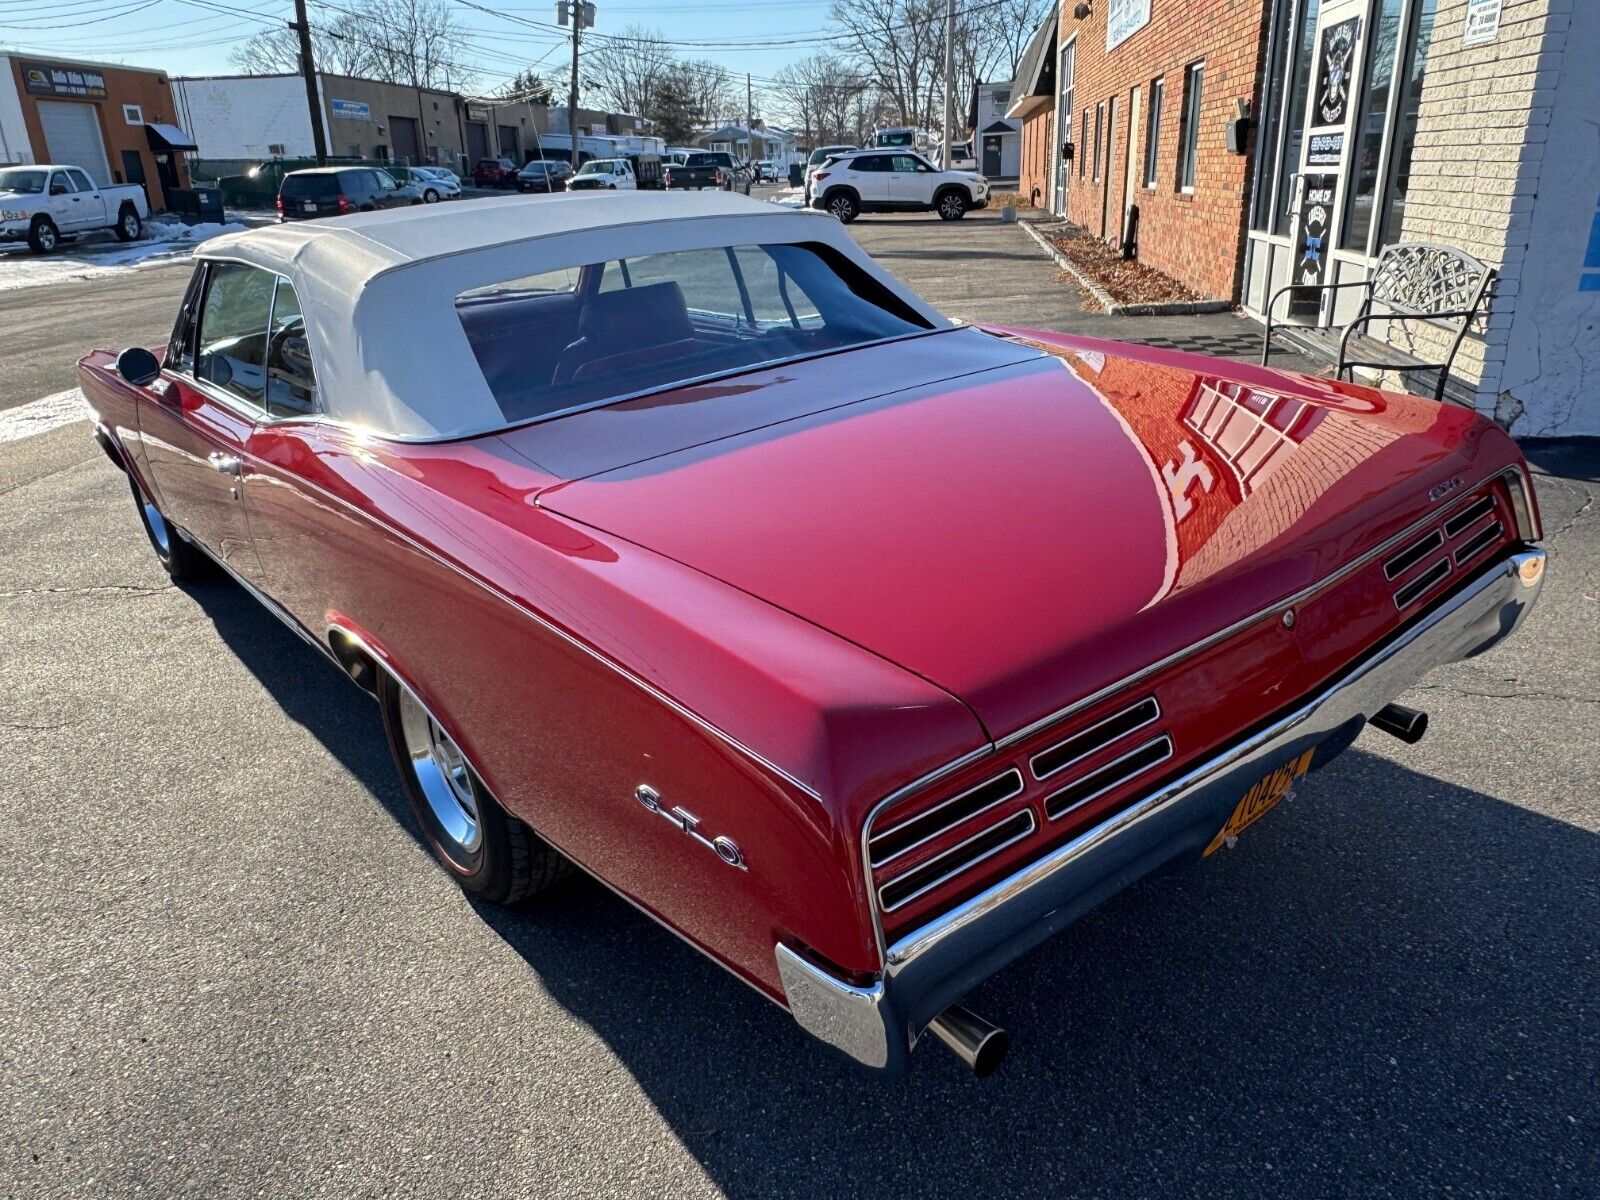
[208, 452, 242, 476]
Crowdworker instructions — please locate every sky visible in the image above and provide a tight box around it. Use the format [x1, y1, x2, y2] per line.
[0, 0, 841, 99]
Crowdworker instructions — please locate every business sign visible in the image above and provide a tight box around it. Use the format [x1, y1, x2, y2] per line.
[1463, 0, 1503, 46]
[1307, 131, 1344, 166]
[1291, 174, 1337, 316]
[1105, 0, 1151, 52]
[330, 99, 371, 121]
[466, 104, 490, 122]
[21, 62, 107, 100]
[1313, 17, 1360, 128]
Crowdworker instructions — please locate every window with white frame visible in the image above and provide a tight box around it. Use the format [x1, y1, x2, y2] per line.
[122, 104, 143, 125]
[1092, 102, 1104, 181]
[1177, 61, 1203, 191]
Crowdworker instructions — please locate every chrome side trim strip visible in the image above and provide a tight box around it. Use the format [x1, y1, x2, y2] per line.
[877, 810, 1037, 913]
[1029, 696, 1161, 781]
[868, 768, 1024, 869]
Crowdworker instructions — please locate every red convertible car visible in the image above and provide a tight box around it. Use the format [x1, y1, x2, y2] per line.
[78, 193, 1546, 1075]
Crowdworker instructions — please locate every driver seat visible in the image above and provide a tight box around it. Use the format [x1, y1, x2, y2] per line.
[552, 281, 699, 385]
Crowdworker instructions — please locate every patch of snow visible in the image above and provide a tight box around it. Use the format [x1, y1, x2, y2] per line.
[0, 388, 86, 445]
[0, 220, 244, 293]
[768, 188, 806, 209]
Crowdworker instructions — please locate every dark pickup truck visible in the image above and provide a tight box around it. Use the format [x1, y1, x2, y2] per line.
[661, 151, 751, 195]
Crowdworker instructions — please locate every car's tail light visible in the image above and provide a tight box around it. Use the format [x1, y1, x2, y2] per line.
[813, 171, 830, 181]
[274, 194, 283, 213]
[336, 194, 353, 214]
[716, 168, 726, 185]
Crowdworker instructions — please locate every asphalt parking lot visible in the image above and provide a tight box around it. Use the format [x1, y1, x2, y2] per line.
[1, 207, 1596, 1198]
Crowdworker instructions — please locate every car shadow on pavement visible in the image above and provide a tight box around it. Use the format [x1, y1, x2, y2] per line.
[185, 574, 1597, 1197]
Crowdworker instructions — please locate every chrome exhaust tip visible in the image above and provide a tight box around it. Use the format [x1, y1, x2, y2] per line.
[926, 1003, 1009, 1076]
[1371, 702, 1428, 744]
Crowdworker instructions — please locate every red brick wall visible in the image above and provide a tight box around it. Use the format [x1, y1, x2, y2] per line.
[1058, 0, 1271, 301]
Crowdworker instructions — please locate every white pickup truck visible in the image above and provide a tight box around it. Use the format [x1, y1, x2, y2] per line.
[0, 164, 148, 253]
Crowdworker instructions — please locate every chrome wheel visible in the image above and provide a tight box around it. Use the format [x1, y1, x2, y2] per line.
[938, 192, 966, 220]
[398, 688, 482, 856]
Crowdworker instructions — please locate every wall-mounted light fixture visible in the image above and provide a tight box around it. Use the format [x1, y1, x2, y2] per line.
[1073, 2, 1091, 19]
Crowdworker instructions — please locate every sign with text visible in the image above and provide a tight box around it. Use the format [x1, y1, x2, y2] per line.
[1313, 17, 1360, 128]
[1291, 174, 1337, 316]
[21, 62, 106, 99]
[1307, 131, 1345, 166]
[1463, 0, 1503, 46]
[330, 99, 372, 121]
[1106, 0, 1152, 52]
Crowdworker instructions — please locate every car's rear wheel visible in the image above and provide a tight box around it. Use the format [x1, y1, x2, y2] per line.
[27, 216, 58, 254]
[937, 189, 969, 220]
[422, 187, 439, 203]
[826, 190, 859, 223]
[129, 475, 213, 580]
[379, 673, 573, 904]
[114, 206, 142, 241]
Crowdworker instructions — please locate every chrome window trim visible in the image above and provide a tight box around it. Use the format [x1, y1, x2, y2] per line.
[1029, 696, 1161, 781]
[859, 464, 1538, 964]
[1044, 735, 1175, 821]
[877, 810, 1037, 914]
[868, 768, 1025, 869]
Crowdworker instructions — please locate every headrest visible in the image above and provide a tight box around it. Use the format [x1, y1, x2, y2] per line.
[577, 280, 694, 348]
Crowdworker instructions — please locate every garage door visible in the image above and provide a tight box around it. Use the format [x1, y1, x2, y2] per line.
[38, 101, 111, 185]
[388, 115, 420, 164]
[466, 121, 488, 164]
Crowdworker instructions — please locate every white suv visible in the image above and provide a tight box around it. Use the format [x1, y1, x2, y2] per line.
[808, 150, 988, 223]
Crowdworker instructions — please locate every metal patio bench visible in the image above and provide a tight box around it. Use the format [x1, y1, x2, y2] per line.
[1261, 241, 1495, 401]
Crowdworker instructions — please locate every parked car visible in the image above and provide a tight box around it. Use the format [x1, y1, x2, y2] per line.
[753, 159, 776, 183]
[408, 167, 462, 202]
[803, 144, 857, 205]
[276, 167, 416, 220]
[516, 160, 572, 193]
[0, 164, 147, 253]
[79, 194, 1547, 1077]
[472, 157, 519, 189]
[809, 149, 989, 223]
[566, 158, 637, 191]
[940, 141, 978, 171]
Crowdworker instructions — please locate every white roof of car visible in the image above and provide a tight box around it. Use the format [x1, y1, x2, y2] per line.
[195, 192, 947, 440]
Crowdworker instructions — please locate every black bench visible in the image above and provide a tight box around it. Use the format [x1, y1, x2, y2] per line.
[1261, 241, 1495, 401]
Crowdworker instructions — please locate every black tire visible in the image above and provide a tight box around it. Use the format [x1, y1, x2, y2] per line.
[114, 205, 142, 241]
[129, 475, 213, 580]
[825, 189, 859, 223]
[422, 187, 439, 203]
[378, 672, 573, 905]
[27, 216, 58, 254]
[936, 189, 969, 221]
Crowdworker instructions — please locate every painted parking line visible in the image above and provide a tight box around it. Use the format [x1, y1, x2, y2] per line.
[0, 389, 87, 445]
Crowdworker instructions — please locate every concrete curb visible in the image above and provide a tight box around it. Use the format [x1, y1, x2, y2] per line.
[1016, 219, 1234, 317]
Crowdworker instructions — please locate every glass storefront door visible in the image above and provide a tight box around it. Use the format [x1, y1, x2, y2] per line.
[1054, 39, 1075, 217]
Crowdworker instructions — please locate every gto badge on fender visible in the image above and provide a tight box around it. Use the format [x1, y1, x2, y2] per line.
[1428, 476, 1464, 502]
[634, 785, 748, 870]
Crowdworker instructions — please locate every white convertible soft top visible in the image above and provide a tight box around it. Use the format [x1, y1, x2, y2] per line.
[197, 192, 950, 440]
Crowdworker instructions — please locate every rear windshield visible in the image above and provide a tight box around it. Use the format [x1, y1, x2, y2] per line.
[280, 173, 339, 198]
[455, 242, 932, 428]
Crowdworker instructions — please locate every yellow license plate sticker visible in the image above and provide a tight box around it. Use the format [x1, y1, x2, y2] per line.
[1204, 747, 1315, 857]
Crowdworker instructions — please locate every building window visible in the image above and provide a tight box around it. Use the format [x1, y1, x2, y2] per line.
[1081, 109, 1089, 178]
[1143, 77, 1163, 188]
[1093, 102, 1104, 181]
[1342, 0, 1403, 252]
[1254, 0, 1321, 234]
[1378, 0, 1439, 249]
[1177, 61, 1203, 191]
[122, 104, 143, 125]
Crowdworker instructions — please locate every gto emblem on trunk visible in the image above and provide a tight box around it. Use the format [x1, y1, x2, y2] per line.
[634, 785, 748, 870]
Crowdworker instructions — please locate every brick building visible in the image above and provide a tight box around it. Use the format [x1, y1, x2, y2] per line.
[0, 53, 194, 211]
[1013, 0, 1599, 436]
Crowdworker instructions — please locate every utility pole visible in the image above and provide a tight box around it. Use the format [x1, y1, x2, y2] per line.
[940, 0, 955, 171]
[746, 72, 754, 168]
[559, 1, 594, 172]
[291, 0, 327, 166]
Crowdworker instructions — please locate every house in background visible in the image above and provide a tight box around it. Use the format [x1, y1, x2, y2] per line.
[695, 122, 799, 172]
[0, 52, 194, 211]
[969, 81, 1020, 179]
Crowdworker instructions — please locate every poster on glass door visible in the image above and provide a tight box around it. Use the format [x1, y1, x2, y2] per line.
[1313, 17, 1361, 128]
[1291, 174, 1337, 315]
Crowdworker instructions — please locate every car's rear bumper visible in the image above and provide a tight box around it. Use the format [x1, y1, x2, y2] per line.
[775, 547, 1547, 1073]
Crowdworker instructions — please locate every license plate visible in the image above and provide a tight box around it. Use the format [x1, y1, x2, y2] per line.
[303, 203, 318, 212]
[1204, 747, 1315, 856]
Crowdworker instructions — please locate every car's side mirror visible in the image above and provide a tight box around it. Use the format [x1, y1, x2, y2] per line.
[115, 346, 161, 388]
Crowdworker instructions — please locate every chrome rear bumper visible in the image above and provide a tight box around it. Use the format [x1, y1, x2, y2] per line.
[776, 548, 1546, 1072]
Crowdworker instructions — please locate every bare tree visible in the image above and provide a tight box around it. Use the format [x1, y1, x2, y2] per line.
[770, 53, 874, 145]
[682, 59, 739, 127]
[229, 0, 474, 90]
[827, 0, 946, 132]
[587, 25, 673, 116]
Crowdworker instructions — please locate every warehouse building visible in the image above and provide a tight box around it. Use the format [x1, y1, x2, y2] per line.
[0, 53, 194, 211]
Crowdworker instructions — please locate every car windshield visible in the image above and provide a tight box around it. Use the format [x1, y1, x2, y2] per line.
[455, 241, 933, 428]
[0, 167, 48, 194]
[577, 161, 617, 175]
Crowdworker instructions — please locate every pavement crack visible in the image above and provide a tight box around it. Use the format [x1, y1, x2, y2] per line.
[1412, 681, 1600, 706]
[0, 583, 173, 599]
